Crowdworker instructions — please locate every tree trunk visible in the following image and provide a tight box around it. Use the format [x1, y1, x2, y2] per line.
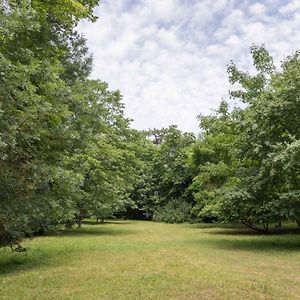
[77, 217, 82, 229]
[277, 217, 282, 228]
[0, 219, 24, 251]
[96, 217, 104, 224]
[262, 222, 269, 233]
[65, 220, 73, 229]
[0, 219, 8, 247]
[295, 218, 300, 228]
[240, 219, 268, 233]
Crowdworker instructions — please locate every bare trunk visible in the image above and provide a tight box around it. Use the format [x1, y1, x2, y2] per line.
[262, 222, 269, 232]
[77, 217, 82, 229]
[277, 216, 282, 228]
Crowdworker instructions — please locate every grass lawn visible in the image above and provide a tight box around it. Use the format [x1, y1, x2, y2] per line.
[0, 221, 300, 299]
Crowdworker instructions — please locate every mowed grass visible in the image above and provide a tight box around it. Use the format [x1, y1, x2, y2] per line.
[0, 221, 300, 300]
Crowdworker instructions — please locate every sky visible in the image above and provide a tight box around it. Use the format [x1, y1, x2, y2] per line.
[78, 0, 300, 133]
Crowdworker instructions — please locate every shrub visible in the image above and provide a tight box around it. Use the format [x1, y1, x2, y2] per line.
[153, 199, 192, 223]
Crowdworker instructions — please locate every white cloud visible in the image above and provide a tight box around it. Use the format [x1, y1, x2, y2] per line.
[249, 3, 266, 15]
[77, 0, 300, 133]
[279, 0, 300, 15]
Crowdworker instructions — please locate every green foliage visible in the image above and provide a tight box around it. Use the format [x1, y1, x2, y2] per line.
[128, 126, 195, 221]
[0, 0, 142, 245]
[189, 46, 300, 231]
[1, 0, 299, 244]
[188, 102, 241, 223]
[153, 199, 192, 223]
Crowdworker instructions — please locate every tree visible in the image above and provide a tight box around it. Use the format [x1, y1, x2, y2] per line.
[189, 46, 300, 231]
[188, 102, 242, 222]
[0, 0, 144, 247]
[0, 0, 101, 243]
[129, 126, 195, 222]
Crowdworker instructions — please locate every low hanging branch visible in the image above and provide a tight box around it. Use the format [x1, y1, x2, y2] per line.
[240, 219, 268, 233]
[0, 219, 26, 252]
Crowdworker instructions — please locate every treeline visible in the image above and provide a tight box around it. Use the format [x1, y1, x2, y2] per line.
[1, 1, 300, 249]
[130, 46, 300, 232]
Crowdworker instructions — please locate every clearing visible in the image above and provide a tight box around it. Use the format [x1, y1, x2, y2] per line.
[0, 221, 300, 299]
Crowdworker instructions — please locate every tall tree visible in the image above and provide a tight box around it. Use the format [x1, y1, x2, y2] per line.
[189, 46, 300, 231]
[0, 0, 143, 247]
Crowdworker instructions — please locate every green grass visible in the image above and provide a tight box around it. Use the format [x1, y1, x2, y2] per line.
[1, 221, 300, 299]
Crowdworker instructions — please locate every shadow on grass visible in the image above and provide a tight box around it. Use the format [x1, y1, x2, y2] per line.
[188, 222, 300, 235]
[190, 235, 300, 252]
[0, 226, 136, 276]
[187, 223, 300, 251]
[187, 223, 245, 230]
[185, 225, 300, 252]
[82, 219, 133, 226]
[55, 226, 136, 238]
[210, 227, 300, 236]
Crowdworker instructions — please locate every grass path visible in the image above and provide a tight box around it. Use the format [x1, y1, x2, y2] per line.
[0, 221, 300, 299]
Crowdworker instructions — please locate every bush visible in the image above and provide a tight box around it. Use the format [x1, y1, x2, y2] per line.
[153, 199, 192, 223]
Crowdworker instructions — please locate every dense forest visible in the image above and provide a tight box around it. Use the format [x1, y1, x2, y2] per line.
[1, 0, 300, 250]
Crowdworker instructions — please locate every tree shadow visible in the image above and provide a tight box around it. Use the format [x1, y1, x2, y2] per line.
[52, 226, 136, 238]
[186, 224, 300, 251]
[196, 236, 300, 252]
[81, 219, 133, 226]
[210, 227, 300, 236]
[185, 226, 300, 252]
[0, 226, 136, 276]
[186, 223, 245, 230]
[105, 221, 133, 225]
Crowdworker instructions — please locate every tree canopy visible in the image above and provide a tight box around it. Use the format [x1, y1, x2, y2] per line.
[1, 0, 299, 250]
[0, 0, 141, 247]
[188, 46, 300, 232]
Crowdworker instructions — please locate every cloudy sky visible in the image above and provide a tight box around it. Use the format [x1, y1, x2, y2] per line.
[78, 0, 300, 133]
